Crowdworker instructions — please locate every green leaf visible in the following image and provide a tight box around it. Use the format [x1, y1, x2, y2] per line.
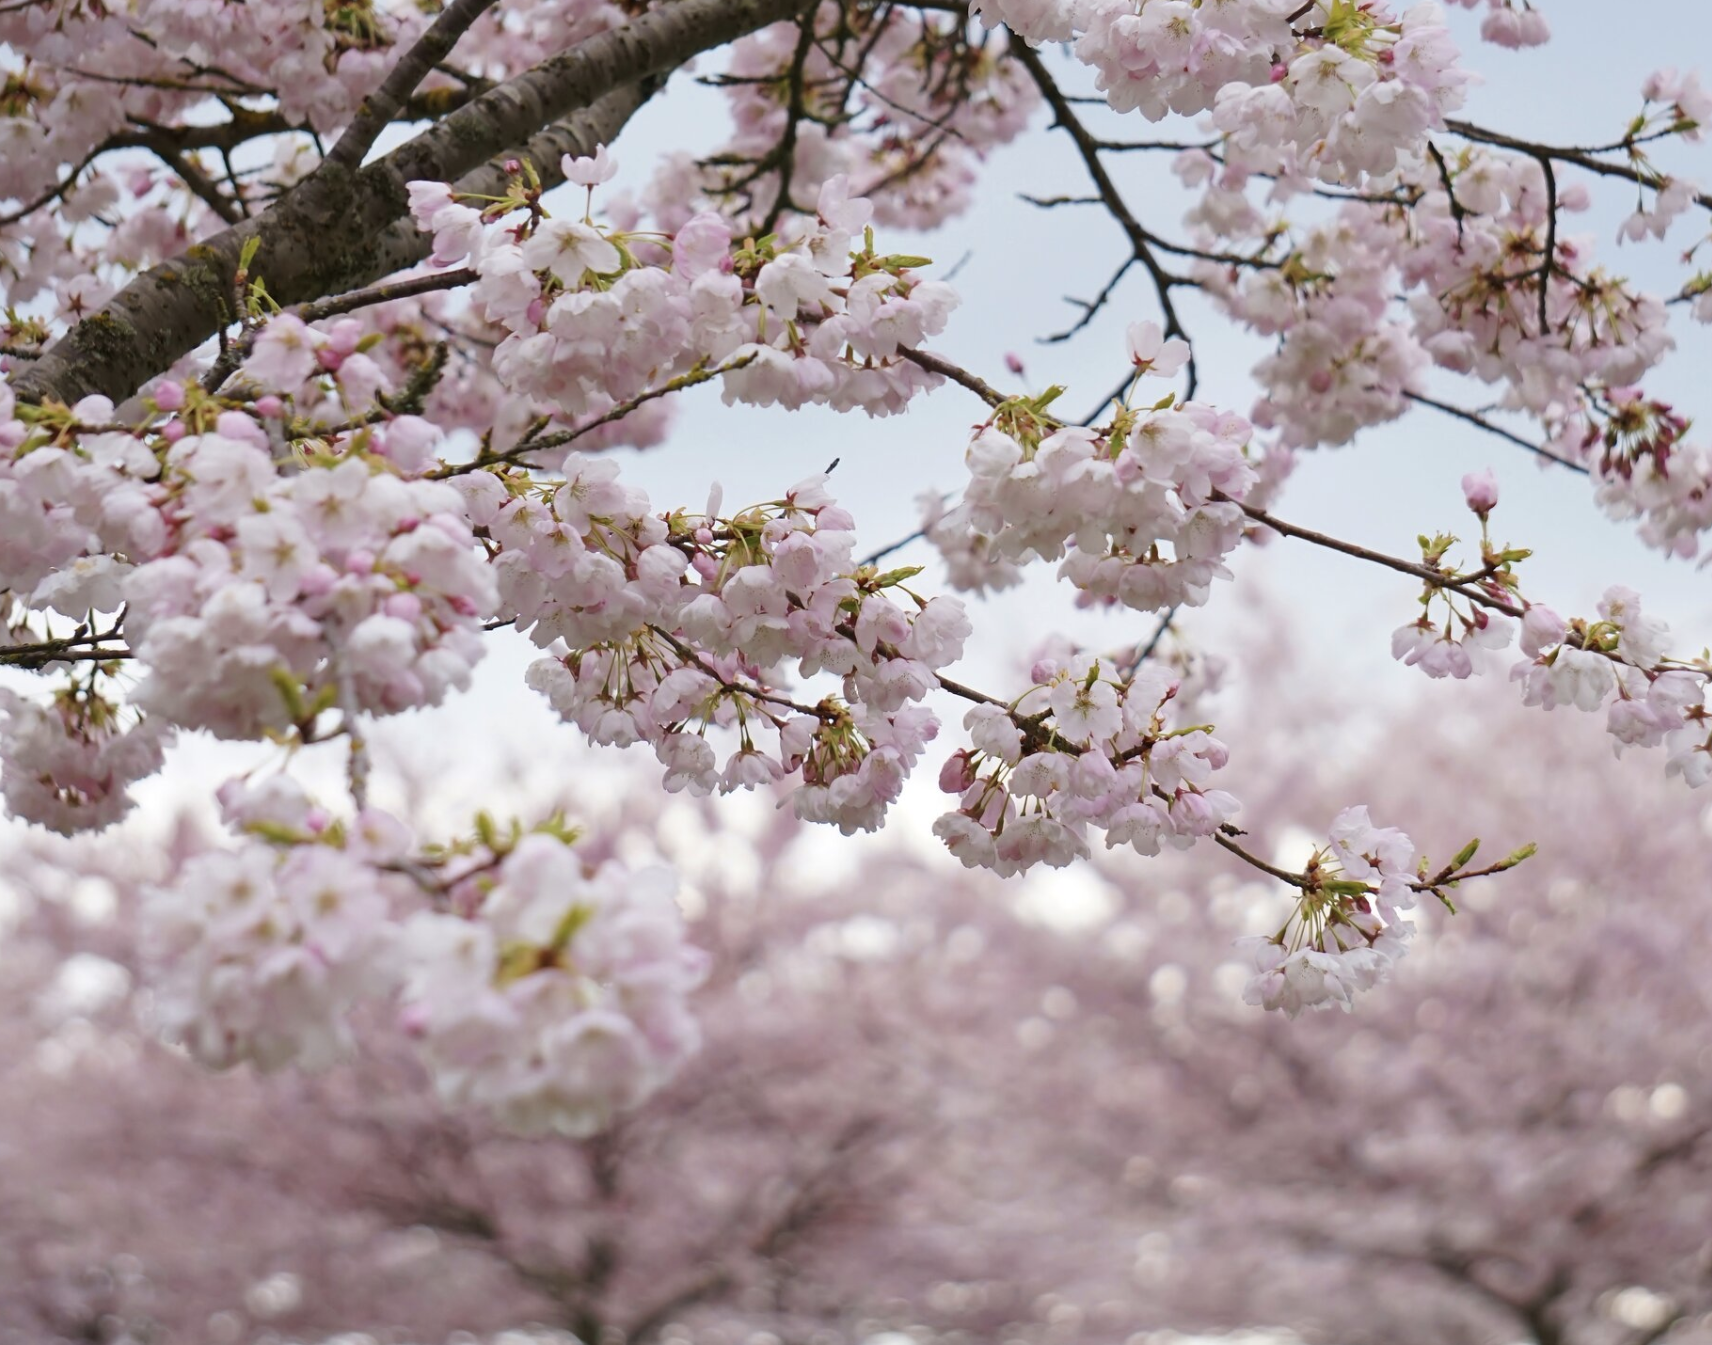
[874, 565, 925, 587]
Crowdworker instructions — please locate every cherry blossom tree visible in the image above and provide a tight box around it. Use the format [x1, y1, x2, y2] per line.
[1, 0, 1710, 1136]
[4, 673, 1711, 1345]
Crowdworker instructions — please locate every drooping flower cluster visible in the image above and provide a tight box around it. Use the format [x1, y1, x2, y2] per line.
[1176, 108, 1712, 560]
[1239, 806, 1419, 1017]
[121, 411, 496, 739]
[497, 457, 970, 833]
[1449, 0, 1551, 48]
[1514, 589, 1712, 787]
[144, 784, 407, 1072]
[0, 685, 169, 835]
[1569, 388, 1712, 560]
[931, 326, 1266, 613]
[145, 774, 710, 1136]
[933, 655, 1238, 875]
[401, 833, 707, 1136]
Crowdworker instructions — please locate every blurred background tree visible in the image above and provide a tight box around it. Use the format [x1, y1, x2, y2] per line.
[4, 657, 1708, 1345]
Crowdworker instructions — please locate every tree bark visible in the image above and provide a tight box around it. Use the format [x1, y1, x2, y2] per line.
[14, 0, 809, 408]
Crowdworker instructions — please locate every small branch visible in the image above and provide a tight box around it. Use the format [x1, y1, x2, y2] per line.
[432, 354, 755, 478]
[332, 650, 371, 812]
[154, 147, 243, 225]
[1425, 141, 1468, 244]
[1225, 494, 1526, 619]
[0, 619, 131, 670]
[1047, 257, 1134, 344]
[1446, 118, 1712, 213]
[1019, 192, 1102, 208]
[897, 347, 1005, 409]
[1009, 41, 1199, 398]
[1094, 137, 1220, 154]
[756, 15, 819, 234]
[1115, 606, 1178, 683]
[1406, 391, 1588, 474]
[323, 0, 505, 175]
[1536, 152, 1558, 335]
[296, 266, 480, 324]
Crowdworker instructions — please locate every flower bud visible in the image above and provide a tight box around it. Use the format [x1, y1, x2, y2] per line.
[1461, 469, 1499, 517]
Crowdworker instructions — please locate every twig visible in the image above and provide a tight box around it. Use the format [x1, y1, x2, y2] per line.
[897, 348, 1005, 409]
[1406, 392, 1588, 474]
[323, 0, 505, 174]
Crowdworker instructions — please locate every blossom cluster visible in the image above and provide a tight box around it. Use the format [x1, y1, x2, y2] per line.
[1448, 0, 1551, 48]
[145, 775, 707, 1137]
[1177, 111, 1712, 561]
[1238, 807, 1418, 1017]
[1386, 477, 1712, 788]
[933, 655, 1238, 875]
[1514, 591, 1712, 788]
[410, 166, 958, 426]
[144, 781, 408, 1073]
[0, 685, 169, 835]
[929, 324, 1271, 614]
[0, 366, 498, 818]
[122, 410, 497, 740]
[402, 834, 707, 1137]
[977, 0, 1469, 185]
[494, 456, 970, 834]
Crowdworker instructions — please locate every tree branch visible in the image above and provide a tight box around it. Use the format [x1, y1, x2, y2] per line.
[1405, 391, 1589, 474]
[322, 0, 506, 175]
[14, 0, 810, 408]
[1008, 42, 1200, 397]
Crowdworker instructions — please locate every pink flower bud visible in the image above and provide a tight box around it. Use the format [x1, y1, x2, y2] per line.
[939, 749, 977, 794]
[254, 395, 285, 419]
[1004, 352, 1026, 376]
[384, 592, 423, 622]
[152, 381, 186, 411]
[161, 419, 186, 443]
[327, 319, 363, 356]
[299, 563, 338, 597]
[1461, 469, 1499, 517]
